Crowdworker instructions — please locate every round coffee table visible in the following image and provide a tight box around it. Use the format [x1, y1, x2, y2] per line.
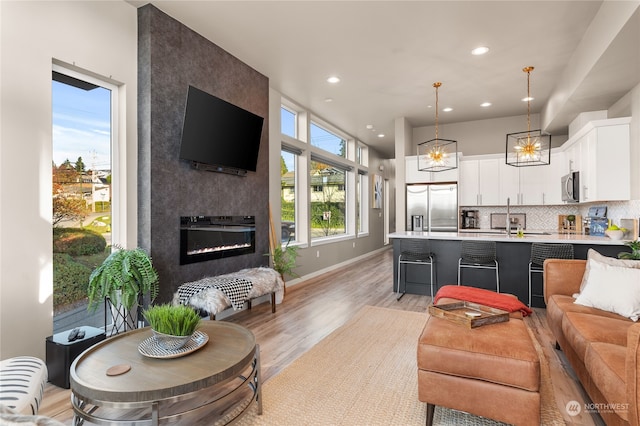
[70, 321, 260, 425]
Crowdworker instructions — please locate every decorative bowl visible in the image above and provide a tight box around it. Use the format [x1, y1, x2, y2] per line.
[605, 229, 624, 240]
[152, 330, 192, 351]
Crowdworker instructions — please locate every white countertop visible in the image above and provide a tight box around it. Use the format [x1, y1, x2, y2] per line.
[388, 230, 629, 245]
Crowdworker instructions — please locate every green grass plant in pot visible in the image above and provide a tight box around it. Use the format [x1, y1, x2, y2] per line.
[143, 304, 201, 350]
[87, 246, 159, 332]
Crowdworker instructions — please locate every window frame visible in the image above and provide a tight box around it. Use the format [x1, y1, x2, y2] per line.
[51, 63, 121, 333]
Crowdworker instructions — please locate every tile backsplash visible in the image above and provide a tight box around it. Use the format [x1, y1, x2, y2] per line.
[470, 200, 640, 234]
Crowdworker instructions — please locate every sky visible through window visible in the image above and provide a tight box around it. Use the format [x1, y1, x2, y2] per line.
[281, 107, 346, 171]
[52, 80, 111, 170]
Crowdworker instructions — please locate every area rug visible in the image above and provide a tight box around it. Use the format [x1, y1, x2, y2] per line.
[234, 305, 564, 425]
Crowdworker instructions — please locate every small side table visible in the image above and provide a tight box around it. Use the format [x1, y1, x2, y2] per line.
[46, 326, 106, 389]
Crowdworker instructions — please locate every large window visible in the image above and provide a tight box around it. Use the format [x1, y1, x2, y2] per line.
[281, 106, 297, 139]
[311, 122, 346, 157]
[357, 172, 369, 235]
[280, 149, 297, 243]
[52, 67, 116, 333]
[310, 161, 346, 238]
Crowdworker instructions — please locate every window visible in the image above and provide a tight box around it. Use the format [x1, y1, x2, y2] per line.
[281, 106, 297, 138]
[310, 160, 346, 239]
[310, 122, 346, 157]
[357, 173, 369, 235]
[280, 149, 297, 243]
[52, 66, 117, 334]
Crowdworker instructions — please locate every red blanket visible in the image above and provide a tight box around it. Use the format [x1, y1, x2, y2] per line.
[433, 285, 533, 317]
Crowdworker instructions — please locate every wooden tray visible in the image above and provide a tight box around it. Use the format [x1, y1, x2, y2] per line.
[428, 302, 509, 328]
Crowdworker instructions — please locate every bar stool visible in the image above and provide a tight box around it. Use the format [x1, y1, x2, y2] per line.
[397, 239, 435, 301]
[528, 243, 574, 307]
[457, 240, 499, 292]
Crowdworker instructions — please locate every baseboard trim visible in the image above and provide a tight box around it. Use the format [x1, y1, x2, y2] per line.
[285, 246, 391, 288]
[213, 246, 391, 320]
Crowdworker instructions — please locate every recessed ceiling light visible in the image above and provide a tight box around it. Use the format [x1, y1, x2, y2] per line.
[471, 46, 490, 56]
[522, 96, 534, 102]
[327, 76, 340, 84]
[366, 124, 374, 129]
[324, 98, 333, 102]
[377, 133, 385, 138]
[480, 102, 492, 107]
[443, 107, 453, 112]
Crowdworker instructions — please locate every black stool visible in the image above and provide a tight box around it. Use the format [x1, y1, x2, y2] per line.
[457, 240, 499, 292]
[528, 243, 574, 307]
[397, 240, 435, 300]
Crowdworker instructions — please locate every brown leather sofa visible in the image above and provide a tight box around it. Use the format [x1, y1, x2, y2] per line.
[544, 259, 640, 425]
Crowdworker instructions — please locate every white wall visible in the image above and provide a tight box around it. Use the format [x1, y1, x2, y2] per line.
[412, 113, 568, 156]
[0, 1, 138, 359]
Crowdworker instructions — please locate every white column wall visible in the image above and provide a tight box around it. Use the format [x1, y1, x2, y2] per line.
[0, 1, 138, 359]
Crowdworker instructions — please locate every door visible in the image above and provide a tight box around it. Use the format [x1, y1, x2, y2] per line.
[406, 185, 429, 231]
[429, 184, 458, 231]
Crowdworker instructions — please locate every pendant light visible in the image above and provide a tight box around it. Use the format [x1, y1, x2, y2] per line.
[505, 66, 551, 167]
[417, 82, 457, 172]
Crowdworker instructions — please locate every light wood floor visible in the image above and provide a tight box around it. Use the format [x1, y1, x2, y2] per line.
[40, 247, 603, 425]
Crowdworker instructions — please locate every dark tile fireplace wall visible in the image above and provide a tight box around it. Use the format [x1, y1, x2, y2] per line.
[138, 5, 270, 303]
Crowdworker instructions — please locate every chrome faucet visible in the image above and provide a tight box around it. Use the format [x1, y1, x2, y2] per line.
[506, 197, 511, 236]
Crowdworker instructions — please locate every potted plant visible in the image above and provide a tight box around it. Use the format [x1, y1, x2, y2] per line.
[143, 304, 201, 350]
[269, 240, 299, 281]
[88, 246, 159, 332]
[618, 240, 640, 260]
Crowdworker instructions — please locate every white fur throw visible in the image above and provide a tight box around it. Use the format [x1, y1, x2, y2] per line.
[173, 267, 284, 316]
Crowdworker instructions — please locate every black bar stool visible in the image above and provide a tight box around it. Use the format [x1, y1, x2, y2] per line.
[528, 243, 574, 306]
[457, 240, 499, 292]
[396, 239, 435, 300]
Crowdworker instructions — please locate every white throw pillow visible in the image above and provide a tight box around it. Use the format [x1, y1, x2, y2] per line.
[575, 258, 640, 321]
[579, 249, 640, 292]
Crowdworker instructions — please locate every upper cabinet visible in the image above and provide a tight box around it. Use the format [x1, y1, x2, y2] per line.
[459, 158, 501, 206]
[569, 119, 631, 203]
[499, 151, 565, 206]
[405, 155, 459, 184]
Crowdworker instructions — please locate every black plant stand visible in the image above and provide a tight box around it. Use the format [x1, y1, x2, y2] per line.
[104, 294, 146, 336]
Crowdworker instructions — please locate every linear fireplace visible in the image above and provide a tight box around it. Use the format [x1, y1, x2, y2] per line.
[180, 216, 256, 265]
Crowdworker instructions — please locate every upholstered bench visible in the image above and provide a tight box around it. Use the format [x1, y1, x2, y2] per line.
[0, 356, 48, 415]
[173, 267, 284, 319]
[417, 314, 541, 426]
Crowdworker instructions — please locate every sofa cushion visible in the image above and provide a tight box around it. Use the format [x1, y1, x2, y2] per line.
[547, 294, 630, 335]
[584, 342, 628, 422]
[575, 259, 640, 321]
[562, 312, 631, 361]
[579, 249, 640, 292]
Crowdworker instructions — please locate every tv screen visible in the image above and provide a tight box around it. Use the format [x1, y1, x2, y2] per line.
[179, 85, 264, 172]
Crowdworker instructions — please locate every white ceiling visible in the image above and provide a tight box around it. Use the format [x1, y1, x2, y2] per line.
[129, 1, 640, 158]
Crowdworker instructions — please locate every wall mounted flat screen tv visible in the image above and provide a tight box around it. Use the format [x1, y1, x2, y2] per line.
[179, 85, 264, 173]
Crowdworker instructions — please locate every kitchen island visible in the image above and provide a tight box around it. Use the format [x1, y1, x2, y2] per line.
[389, 230, 631, 308]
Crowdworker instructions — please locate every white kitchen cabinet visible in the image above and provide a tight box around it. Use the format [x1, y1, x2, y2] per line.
[499, 150, 565, 205]
[565, 142, 580, 174]
[405, 155, 459, 184]
[499, 163, 521, 204]
[459, 158, 501, 206]
[542, 151, 566, 205]
[579, 122, 630, 202]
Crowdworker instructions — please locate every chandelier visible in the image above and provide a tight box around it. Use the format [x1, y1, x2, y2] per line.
[505, 66, 551, 167]
[417, 82, 457, 172]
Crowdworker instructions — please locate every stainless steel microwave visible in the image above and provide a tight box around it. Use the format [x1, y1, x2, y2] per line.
[561, 172, 580, 203]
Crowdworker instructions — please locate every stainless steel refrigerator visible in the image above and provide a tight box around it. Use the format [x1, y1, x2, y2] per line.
[406, 184, 458, 232]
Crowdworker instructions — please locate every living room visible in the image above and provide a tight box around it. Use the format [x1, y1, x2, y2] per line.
[2, 1, 640, 424]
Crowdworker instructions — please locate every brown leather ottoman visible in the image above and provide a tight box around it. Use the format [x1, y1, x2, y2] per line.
[417, 314, 540, 425]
